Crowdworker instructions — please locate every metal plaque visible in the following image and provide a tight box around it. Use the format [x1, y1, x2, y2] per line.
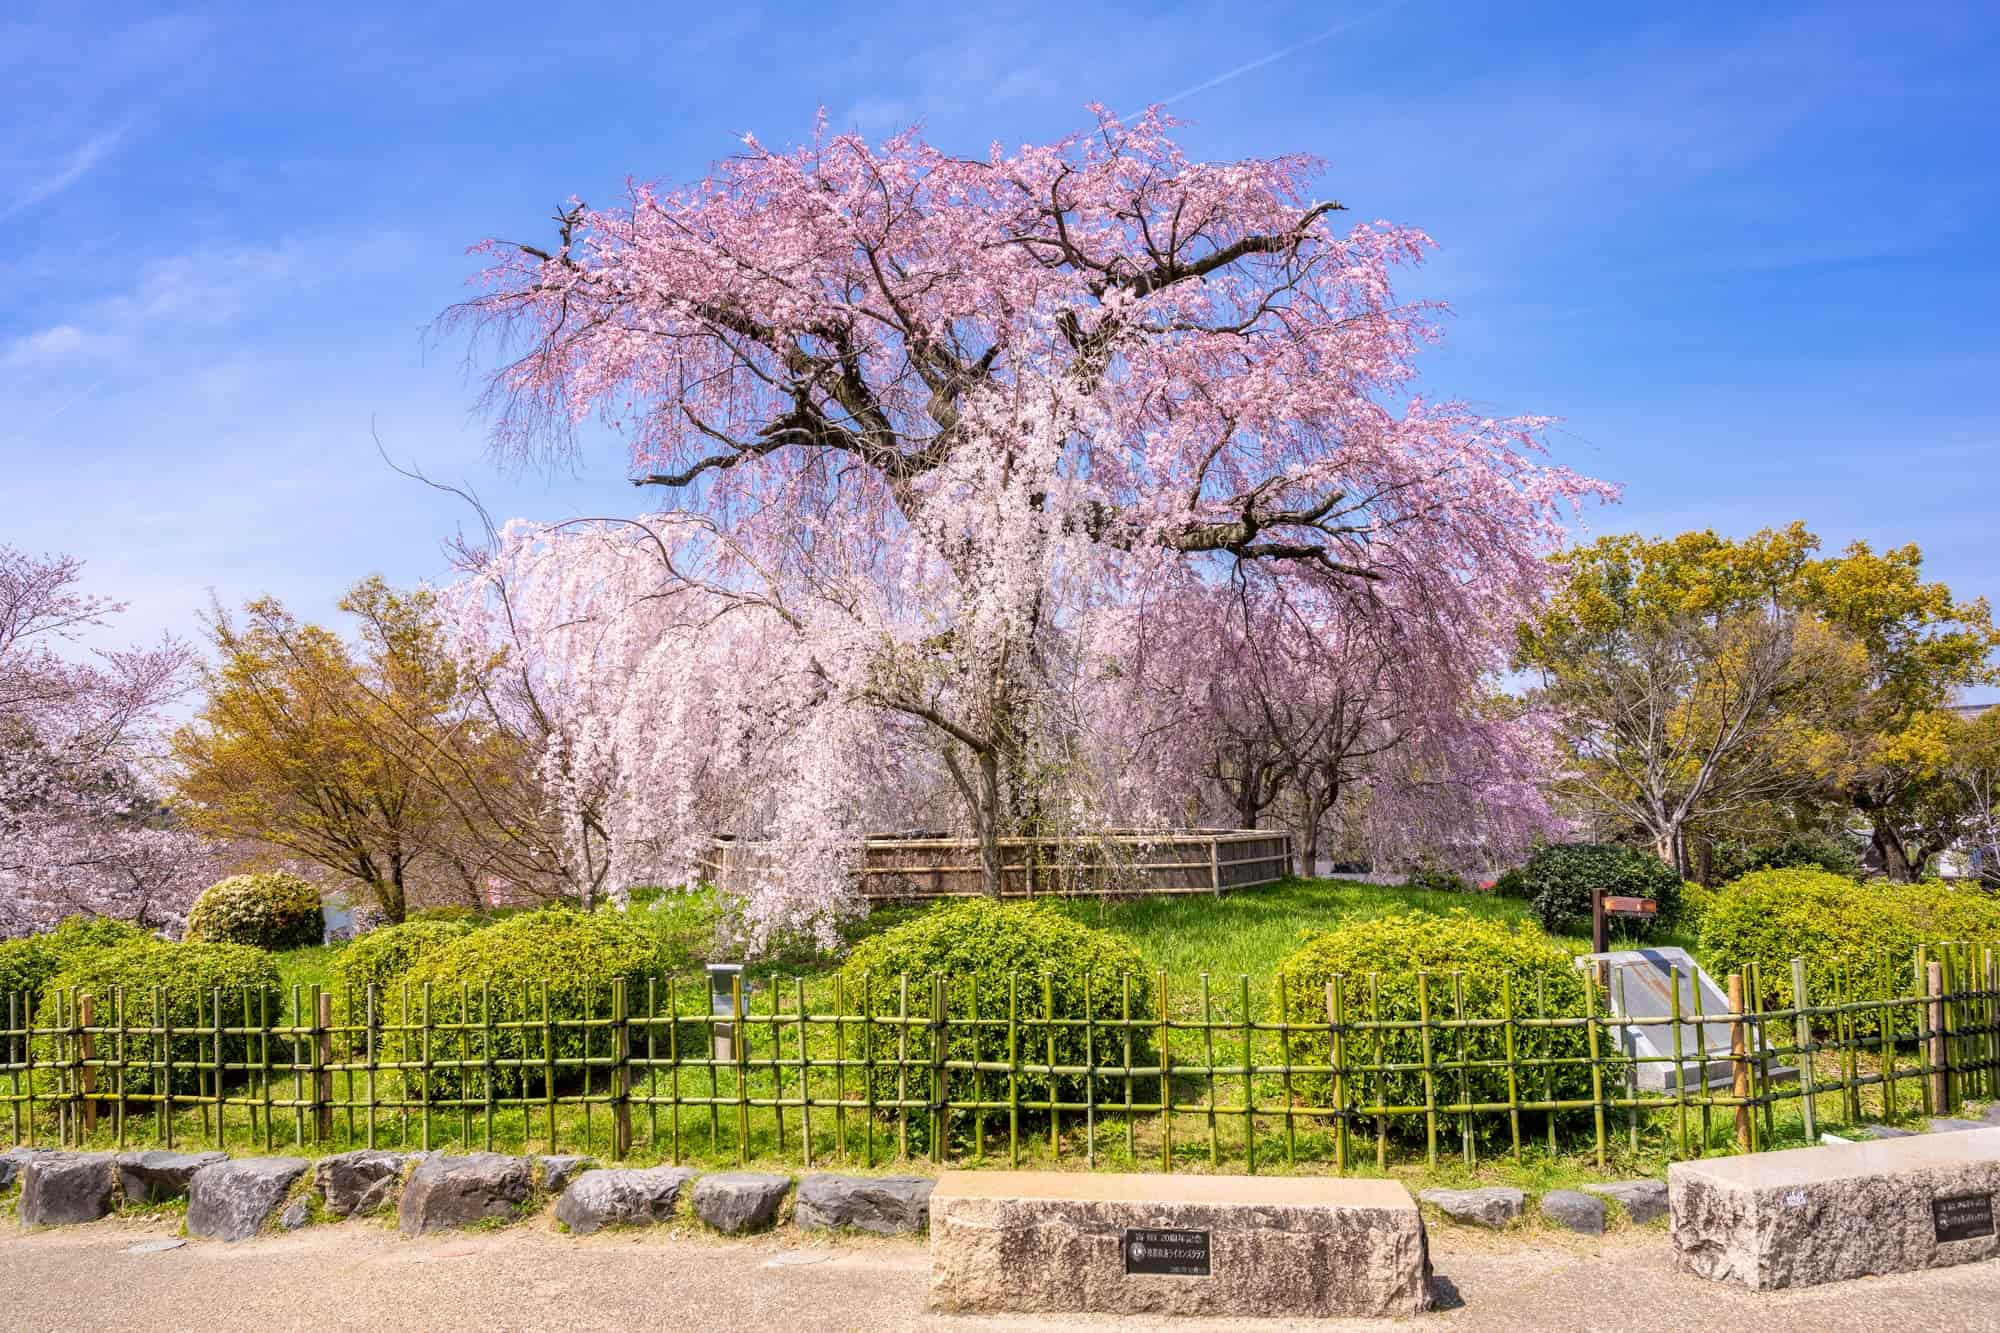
[1123, 1227, 1211, 1277]
[1933, 1193, 1995, 1244]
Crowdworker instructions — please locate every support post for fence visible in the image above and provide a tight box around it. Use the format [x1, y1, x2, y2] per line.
[79, 993, 97, 1140]
[1728, 972, 1750, 1153]
[315, 989, 334, 1142]
[612, 978, 633, 1161]
[1928, 960, 1949, 1114]
[1209, 838, 1221, 898]
[1789, 958, 1815, 1144]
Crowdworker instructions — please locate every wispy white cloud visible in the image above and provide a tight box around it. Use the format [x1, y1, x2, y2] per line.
[3, 125, 129, 217]
[1154, 4, 1404, 109]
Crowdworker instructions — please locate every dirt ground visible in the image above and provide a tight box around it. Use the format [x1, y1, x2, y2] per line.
[3, 1214, 1998, 1332]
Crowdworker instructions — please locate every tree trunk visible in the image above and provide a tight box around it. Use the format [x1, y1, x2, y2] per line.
[976, 749, 1005, 898]
[1873, 823, 1916, 882]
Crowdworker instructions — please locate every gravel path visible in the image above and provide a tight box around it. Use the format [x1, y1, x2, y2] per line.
[4, 1215, 1999, 1331]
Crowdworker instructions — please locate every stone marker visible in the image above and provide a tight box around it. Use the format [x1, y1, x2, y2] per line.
[928, 1170, 1430, 1319]
[1539, 1189, 1606, 1235]
[315, 1150, 409, 1217]
[398, 1154, 534, 1235]
[19, 1153, 117, 1228]
[1671, 1125, 2000, 1289]
[538, 1154, 592, 1196]
[1418, 1186, 1523, 1228]
[796, 1174, 934, 1235]
[187, 1158, 310, 1242]
[553, 1167, 696, 1236]
[117, 1150, 229, 1204]
[1581, 1179, 1668, 1225]
[692, 1172, 791, 1234]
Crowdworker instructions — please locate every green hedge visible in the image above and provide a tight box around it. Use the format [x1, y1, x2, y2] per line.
[1402, 866, 1469, 894]
[398, 907, 662, 1096]
[1273, 910, 1616, 1143]
[40, 941, 282, 1094]
[1515, 843, 1684, 936]
[1699, 869, 2000, 1027]
[330, 919, 476, 999]
[834, 899, 1154, 1148]
[185, 873, 325, 951]
[1, 916, 158, 1004]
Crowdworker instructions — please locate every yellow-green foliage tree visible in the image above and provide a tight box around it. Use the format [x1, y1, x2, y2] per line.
[1518, 525, 1865, 874]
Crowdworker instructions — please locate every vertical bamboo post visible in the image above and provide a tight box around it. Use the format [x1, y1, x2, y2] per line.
[797, 975, 814, 1169]
[259, 989, 273, 1153]
[1006, 973, 1020, 1168]
[1082, 974, 1097, 1168]
[1371, 973, 1387, 1171]
[1209, 838, 1221, 897]
[1201, 974, 1218, 1167]
[1330, 977, 1350, 1175]
[612, 978, 632, 1161]
[1928, 960, 1949, 1113]
[315, 989, 334, 1142]
[1416, 972, 1437, 1168]
[893, 975, 908, 1162]
[1278, 972, 1296, 1169]
[1239, 973, 1256, 1174]
[1584, 969, 1606, 1170]
[668, 976, 684, 1165]
[1916, 948, 1934, 1118]
[1042, 972, 1057, 1158]
[1790, 958, 1816, 1143]
[1668, 966, 1689, 1158]
[937, 974, 953, 1165]
[1119, 974, 1134, 1164]
[1728, 973, 1749, 1153]
[1453, 971, 1474, 1166]
[1157, 971, 1173, 1172]
[79, 994, 97, 1140]
[115, 988, 129, 1149]
[482, 982, 496, 1154]
[1501, 973, 1521, 1163]
[734, 972, 750, 1166]
[157, 986, 172, 1150]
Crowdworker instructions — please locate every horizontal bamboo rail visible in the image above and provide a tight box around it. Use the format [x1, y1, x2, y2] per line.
[4, 941, 1996, 1174]
[704, 829, 1295, 901]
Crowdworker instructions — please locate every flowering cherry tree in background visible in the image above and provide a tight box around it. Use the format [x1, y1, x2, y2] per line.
[0, 546, 216, 936]
[449, 107, 1609, 939]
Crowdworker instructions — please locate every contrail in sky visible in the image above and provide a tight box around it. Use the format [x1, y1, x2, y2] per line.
[1154, 3, 1404, 108]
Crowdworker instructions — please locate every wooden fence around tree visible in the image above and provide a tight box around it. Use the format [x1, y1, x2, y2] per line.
[5, 942, 1997, 1175]
[704, 829, 1296, 901]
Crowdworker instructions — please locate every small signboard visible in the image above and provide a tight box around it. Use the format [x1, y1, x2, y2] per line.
[1933, 1193, 1995, 1244]
[1601, 896, 1657, 916]
[1123, 1227, 1211, 1277]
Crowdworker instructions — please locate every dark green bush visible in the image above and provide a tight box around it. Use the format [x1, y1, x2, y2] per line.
[398, 907, 662, 1096]
[1491, 866, 1532, 900]
[1739, 831, 1864, 880]
[41, 940, 282, 1094]
[185, 873, 325, 951]
[1700, 869, 2000, 1028]
[834, 899, 1155, 1148]
[1273, 910, 1615, 1143]
[1, 916, 158, 1005]
[1402, 866, 1469, 895]
[0, 936, 56, 1006]
[329, 919, 475, 999]
[1515, 843, 1684, 935]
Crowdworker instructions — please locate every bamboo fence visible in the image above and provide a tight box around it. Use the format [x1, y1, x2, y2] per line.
[4, 942, 1996, 1174]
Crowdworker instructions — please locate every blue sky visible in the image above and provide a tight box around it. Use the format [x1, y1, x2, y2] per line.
[3, 1, 1996, 689]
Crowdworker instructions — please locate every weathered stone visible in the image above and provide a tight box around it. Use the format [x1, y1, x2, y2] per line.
[1671, 1126, 2000, 1289]
[538, 1154, 592, 1196]
[1581, 1179, 1668, 1225]
[186, 1157, 310, 1242]
[1540, 1189, 1606, 1235]
[553, 1167, 696, 1236]
[116, 1150, 229, 1204]
[1417, 1186, 1524, 1228]
[279, 1200, 311, 1231]
[1929, 1117, 1989, 1134]
[398, 1154, 534, 1235]
[18, 1152, 116, 1228]
[314, 1150, 409, 1217]
[692, 1172, 790, 1234]
[796, 1173, 935, 1235]
[0, 1147, 53, 1192]
[928, 1170, 1431, 1319]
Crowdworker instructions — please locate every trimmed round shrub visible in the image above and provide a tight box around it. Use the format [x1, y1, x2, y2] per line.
[398, 906, 662, 1096]
[330, 918, 475, 999]
[185, 873, 325, 951]
[41, 940, 282, 1094]
[1402, 866, 1468, 895]
[0, 936, 57, 1006]
[1700, 869, 2000, 1027]
[1, 916, 158, 1005]
[1274, 910, 1616, 1144]
[1515, 843, 1684, 936]
[834, 899, 1155, 1148]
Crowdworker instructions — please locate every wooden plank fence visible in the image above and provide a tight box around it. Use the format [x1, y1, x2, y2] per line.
[4, 942, 1996, 1174]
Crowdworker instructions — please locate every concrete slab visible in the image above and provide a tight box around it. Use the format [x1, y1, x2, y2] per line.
[928, 1169, 1429, 1319]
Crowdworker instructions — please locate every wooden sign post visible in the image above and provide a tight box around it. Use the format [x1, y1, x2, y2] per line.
[1592, 889, 1659, 954]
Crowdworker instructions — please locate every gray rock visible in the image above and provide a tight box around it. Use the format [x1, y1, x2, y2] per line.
[398, 1153, 533, 1235]
[692, 1172, 790, 1234]
[0, 1147, 53, 1192]
[1929, 1116, 1989, 1134]
[116, 1150, 229, 1204]
[186, 1157, 309, 1242]
[279, 1199, 311, 1230]
[18, 1152, 116, 1228]
[1417, 1186, 1524, 1228]
[538, 1154, 592, 1196]
[1581, 1179, 1668, 1225]
[314, 1150, 408, 1216]
[554, 1167, 696, 1236]
[794, 1174, 934, 1235]
[1540, 1189, 1607, 1235]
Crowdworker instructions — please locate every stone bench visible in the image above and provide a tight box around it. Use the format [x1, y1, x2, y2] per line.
[1671, 1125, 2000, 1289]
[928, 1170, 1430, 1319]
